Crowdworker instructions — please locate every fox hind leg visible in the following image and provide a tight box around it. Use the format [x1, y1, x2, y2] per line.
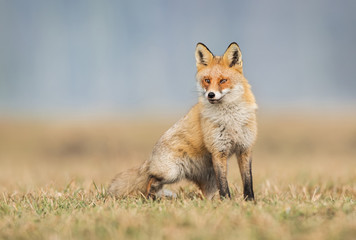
[146, 171, 181, 199]
[146, 177, 164, 199]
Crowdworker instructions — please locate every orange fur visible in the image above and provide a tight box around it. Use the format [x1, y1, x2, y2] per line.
[109, 42, 257, 201]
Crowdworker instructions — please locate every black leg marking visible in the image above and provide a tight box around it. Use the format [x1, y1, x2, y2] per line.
[218, 178, 231, 199]
[243, 160, 254, 201]
[213, 163, 231, 199]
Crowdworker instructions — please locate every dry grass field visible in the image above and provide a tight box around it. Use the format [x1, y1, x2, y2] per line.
[0, 112, 355, 240]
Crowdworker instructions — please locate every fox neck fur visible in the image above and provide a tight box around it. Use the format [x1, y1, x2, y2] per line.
[199, 95, 257, 157]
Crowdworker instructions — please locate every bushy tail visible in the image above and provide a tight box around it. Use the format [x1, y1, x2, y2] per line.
[108, 162, 150, 197]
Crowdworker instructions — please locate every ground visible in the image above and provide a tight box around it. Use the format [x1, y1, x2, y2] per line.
[0, 112, 355, 240]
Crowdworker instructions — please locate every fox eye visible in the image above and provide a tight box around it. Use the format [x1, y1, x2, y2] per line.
[220, 79, 227, 84]
[204, 79, 210, 84]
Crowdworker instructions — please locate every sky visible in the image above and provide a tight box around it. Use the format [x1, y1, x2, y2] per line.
[0, 0, 355, 117]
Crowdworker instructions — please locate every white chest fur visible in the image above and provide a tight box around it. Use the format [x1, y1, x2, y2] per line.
[201, 101, 257, 155]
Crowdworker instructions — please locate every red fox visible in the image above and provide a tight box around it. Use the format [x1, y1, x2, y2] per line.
[109, 42, 257, 200]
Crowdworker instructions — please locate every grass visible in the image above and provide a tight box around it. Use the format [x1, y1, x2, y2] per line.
[0, 113, 355, 239]
[0, 181, 354, 240]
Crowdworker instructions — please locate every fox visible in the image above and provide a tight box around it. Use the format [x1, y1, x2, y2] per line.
[108, 42, 257, 200]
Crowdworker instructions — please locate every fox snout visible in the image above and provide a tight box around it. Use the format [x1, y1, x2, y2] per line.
[205, 90, 224, 104]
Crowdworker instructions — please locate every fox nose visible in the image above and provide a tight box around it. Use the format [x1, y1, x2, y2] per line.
[208, 92, 215, 99]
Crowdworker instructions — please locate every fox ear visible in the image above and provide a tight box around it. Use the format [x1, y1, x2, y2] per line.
[223, 42, 242, 68]
[195, 43, 214, 68]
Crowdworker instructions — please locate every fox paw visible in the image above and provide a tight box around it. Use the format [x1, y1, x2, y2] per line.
[156, 189, 177, 199]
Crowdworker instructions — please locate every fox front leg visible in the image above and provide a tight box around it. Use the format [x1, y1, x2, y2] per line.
[212, 152, 231, 199]
[236, 150, 255, 201]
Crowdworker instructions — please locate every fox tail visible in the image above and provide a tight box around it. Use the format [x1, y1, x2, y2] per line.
[108, 162, 150, 197]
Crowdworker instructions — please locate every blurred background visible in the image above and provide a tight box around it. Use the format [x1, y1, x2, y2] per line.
[1, 0, 356, 116]
[0, 0, 355, 192]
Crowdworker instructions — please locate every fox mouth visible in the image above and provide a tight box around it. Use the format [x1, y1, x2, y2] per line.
[208, 97, 224, 104]
[207, 94, 225, 104]
[208, 99, 220, 104]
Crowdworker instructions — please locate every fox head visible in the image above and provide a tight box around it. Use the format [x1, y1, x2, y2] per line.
[195, 42, 251, 105]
